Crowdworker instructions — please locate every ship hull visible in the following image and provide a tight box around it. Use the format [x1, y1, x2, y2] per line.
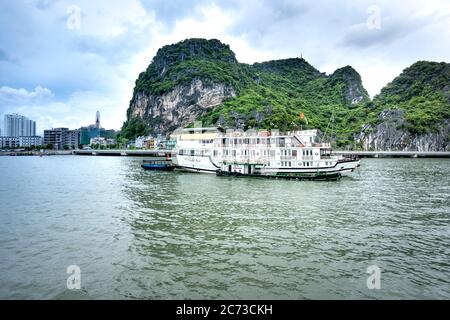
[174, 155, 220, 173]
[217, 170, 342, 181]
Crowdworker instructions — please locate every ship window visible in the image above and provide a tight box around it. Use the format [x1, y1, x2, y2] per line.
[292, 150, 297, 157]
[213, 150, 218, 157]
[190, 150, 195, 156]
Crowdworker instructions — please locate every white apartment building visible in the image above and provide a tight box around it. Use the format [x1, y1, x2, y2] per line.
[4, 114, 36, 137]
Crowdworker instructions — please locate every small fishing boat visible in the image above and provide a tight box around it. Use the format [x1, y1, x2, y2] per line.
[141, 159, 175, 171]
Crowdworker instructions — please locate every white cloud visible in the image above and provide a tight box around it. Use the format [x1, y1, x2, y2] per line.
[0, 86, 54, 106]
[0, 86, 128, 134]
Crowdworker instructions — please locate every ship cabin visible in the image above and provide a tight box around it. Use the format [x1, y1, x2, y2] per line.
[176, 127, 223, 158]
[214, 129, 334, 173]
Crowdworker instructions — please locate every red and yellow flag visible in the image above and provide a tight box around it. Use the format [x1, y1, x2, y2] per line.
[299, 112, 308, 125]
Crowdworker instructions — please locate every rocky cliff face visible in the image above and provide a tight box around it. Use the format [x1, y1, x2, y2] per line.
[356, 110, 449, 151]
[129, 79, 235, 135]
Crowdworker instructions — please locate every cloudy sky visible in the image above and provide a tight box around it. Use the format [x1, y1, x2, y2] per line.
[0, 0, 449, 134]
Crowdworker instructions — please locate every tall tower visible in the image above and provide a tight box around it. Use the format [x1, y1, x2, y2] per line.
[95, 111, 100, 129]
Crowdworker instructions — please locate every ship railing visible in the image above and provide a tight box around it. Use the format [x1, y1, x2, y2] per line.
[215, 142, 310, 148]
[221, 156, 268, 164]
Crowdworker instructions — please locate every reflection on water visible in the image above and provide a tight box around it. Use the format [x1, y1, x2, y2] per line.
[0, 156, 449, 299]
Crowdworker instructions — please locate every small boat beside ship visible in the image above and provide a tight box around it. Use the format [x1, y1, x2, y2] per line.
[141, 159, 175, 171]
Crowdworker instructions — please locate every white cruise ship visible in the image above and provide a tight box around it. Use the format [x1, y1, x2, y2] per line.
[172, 127, 360, 180]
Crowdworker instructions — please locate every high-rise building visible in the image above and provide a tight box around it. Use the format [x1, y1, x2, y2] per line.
[43, 128, 79, 150]
[79, 127, 90, 145]
[67, 129, 80, 149]
[4, 114, 36, 137]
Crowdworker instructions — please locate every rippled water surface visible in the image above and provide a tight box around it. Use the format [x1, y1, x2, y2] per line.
[0, 156, 449, 299]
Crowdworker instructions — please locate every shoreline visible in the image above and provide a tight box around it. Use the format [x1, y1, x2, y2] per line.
[0, 151, 73, 157]
[1, 149, 450, 158]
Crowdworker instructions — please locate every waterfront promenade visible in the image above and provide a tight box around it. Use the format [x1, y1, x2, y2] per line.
[0, 151, 72, 156]
[74, 149, 450, 158]
[1, 149, 449, 158]
[333, 150, 450, 158]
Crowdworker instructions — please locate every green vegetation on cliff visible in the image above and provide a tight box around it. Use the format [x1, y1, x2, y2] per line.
[120, 117, 148, 140]
[133, 38, 243, 96]
[373, 61, 450, 134]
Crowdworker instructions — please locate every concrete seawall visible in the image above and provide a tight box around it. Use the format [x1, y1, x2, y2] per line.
[73, 149, 173, 157]
[2, 150, 449, 158]
[0, 151, 73, 157]
[333, 151, 450, 158]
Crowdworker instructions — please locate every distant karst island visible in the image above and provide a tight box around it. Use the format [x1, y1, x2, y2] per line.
[121, 38, 449, 151]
